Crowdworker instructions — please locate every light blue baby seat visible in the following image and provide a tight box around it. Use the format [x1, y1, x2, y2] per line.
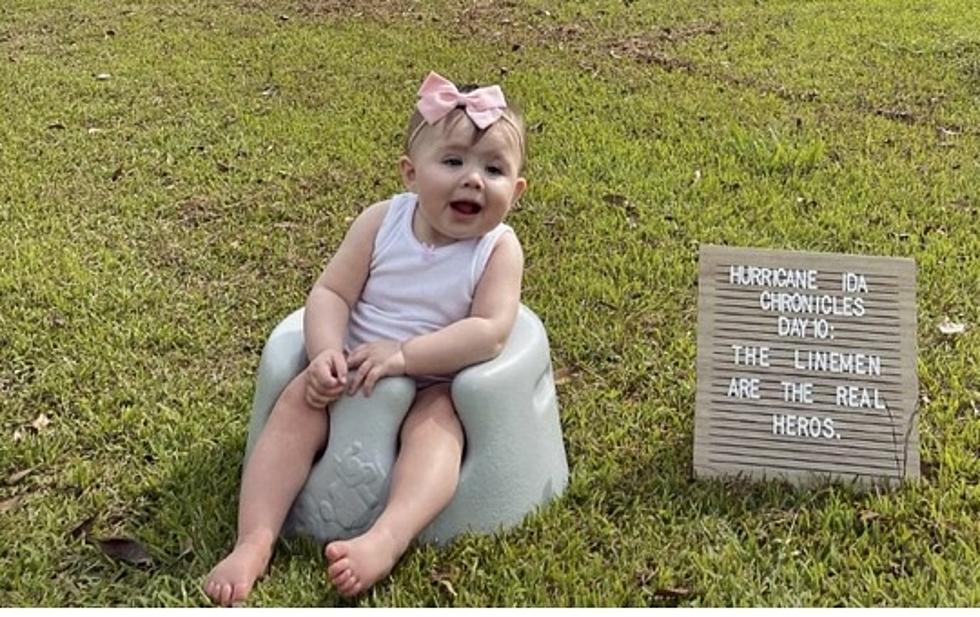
[244, 304, 568, 545]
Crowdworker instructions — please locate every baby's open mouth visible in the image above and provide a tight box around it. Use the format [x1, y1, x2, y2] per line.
[450, 200, 482, 215]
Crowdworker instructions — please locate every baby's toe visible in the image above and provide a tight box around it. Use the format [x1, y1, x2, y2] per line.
[232, 582, 251, 606]
[324, 542, 346, 563]
[220, 583, 235, 606]
[332, 568, 352, 587]
[340, 575, 360, 598]
[327, 558, 351, 579]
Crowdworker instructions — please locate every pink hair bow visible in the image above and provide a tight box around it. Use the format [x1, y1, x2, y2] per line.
[416, 72, 507, 129]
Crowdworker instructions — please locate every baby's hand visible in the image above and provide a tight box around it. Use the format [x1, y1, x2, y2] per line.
[346, 340, 406, 397]
[305, 349, 348, 408]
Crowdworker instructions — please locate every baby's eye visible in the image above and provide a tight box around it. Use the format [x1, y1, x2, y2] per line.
[486, 165, 504, 176]
[442, 157, 462, 167]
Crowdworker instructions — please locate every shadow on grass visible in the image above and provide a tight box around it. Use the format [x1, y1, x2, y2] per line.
[134, 430, 351, 607]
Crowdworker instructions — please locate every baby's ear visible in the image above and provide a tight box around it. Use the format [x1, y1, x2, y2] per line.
[398, 156, 416, 189]
[511, 177, 528, 204]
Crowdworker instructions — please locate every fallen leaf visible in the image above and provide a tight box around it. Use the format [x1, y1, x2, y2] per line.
[859, 509, 882, 523]
[31, 413, 51, 432]
[6, 467, 36, 485]
[554, 366, 576, 386]
[96, 537, 154, 568]
[0, 495, 23, 514]
[429, 568, 457, 598]
[654, 586, 693, 599]
[69, 514, 97, 539]
[938, 317, 966, 335]
[436, 579, 456, 597]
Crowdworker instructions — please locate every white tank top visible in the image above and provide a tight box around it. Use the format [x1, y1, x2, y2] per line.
[345, 192, 514, 361]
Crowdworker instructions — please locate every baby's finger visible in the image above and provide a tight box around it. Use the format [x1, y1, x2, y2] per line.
[329, 350, 349, 384]
[322, 383, 346, 399]
[320, 371, 338, 389]
[347, 364, 369, 395]
[346, 348, 364, 370]
[309, 365, 335, 392]
[362, 365, 385, 397]
[305, 388, 328, 409]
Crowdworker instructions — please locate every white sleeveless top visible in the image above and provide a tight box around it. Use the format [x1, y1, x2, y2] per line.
[345, 193, 514, 369]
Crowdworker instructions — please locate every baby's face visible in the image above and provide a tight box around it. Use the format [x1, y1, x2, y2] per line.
[400, 115, 526, 246]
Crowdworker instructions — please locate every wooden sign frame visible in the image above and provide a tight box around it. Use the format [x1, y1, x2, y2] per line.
[694, 245, 919, 486]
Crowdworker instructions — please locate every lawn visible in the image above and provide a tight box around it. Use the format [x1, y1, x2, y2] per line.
[1, 0, 979, 607]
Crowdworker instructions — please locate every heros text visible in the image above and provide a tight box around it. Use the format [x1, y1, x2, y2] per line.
[723, 266, 882, 442]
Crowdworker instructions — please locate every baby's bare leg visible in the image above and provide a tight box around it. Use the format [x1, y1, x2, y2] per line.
[324, 383, 462, 598]
[204, 371, 329, 606]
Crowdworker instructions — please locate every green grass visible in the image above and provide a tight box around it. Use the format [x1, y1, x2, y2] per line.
[2, 0, 979, 607]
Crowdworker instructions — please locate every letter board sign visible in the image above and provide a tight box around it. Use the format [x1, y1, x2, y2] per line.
[694, 245, 919, 485]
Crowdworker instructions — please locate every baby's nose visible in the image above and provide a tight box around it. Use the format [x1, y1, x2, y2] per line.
[462, 170, 484, 189]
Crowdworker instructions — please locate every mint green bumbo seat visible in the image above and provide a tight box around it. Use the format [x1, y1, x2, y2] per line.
[244, 304, 568, 545]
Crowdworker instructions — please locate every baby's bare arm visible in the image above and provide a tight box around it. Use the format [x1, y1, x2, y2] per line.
[401, 233, 523, 376]
[304, 201, 389, 361]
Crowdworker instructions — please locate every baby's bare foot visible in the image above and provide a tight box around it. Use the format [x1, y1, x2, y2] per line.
[204, 539, 271, 607]
[324, 528, 404, 598]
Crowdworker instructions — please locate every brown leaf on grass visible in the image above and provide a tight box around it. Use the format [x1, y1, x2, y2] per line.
[31, 413, 51, 432]
[859, 509, 882, 523]
[429, 568, 457, 598]
[69, 514, 97, 539]
[96, 537, 154, 568]
[0, 495, 23, 514]
[6, 467, 36, 485]
[554, 366, 577, 386]
[654, 586, 693, 599]
[435, 579, 456, 597]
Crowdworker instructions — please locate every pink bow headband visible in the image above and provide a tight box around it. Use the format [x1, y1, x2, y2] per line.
[407, 72, 518, 149]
